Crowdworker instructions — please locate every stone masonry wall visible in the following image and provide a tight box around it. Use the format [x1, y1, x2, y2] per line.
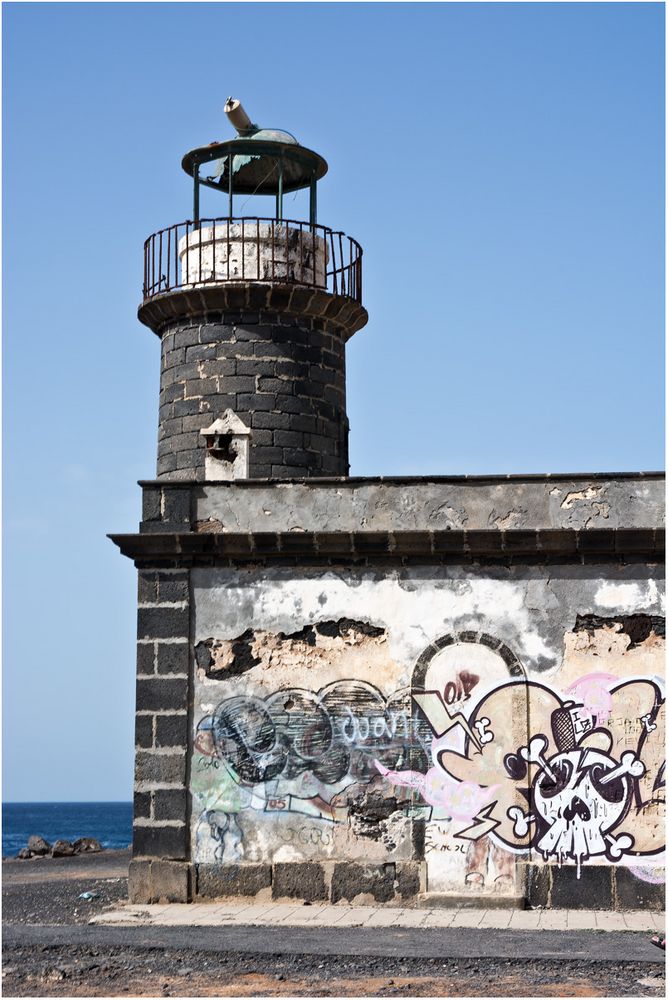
[157, 313, 348, 480]
[130, 568, 191, 902]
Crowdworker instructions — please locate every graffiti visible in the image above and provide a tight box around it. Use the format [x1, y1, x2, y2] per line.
[385, 670, 665, 879]
[192, 679, 434, 861]
[191, 622, 664, 885]
[628, 864, 666, 885]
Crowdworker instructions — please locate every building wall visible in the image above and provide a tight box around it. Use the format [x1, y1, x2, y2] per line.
[190, 563, 665, 905]
[156, 315, 348, 480]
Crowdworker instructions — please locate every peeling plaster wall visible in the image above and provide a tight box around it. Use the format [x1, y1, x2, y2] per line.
[194, 475, 665, 534]
[190, 561, 665, 900]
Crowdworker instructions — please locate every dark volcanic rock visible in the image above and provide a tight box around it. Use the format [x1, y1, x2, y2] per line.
[73, 837, 102, 854]
[15, 848, 32, 860]
[51, 840, 76, 857]
[27, 835, 51, 856]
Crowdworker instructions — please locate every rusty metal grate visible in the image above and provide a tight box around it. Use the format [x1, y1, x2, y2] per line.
[142, 217, 363, 304]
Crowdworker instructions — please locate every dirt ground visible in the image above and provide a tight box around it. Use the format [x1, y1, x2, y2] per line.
[2, 851, 665, 998]
[2, 945, 665, 998]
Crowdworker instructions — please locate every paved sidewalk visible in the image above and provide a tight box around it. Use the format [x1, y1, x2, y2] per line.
[92, 902, 665, 933]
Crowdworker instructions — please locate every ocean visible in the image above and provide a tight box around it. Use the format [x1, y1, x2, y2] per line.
[2, 802, 133, 858]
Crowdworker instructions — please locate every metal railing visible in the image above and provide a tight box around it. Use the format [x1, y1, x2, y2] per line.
[142, 217, 363, 304]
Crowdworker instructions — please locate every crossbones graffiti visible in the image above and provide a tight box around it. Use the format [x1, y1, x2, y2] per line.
[415, 674, 664, 879]
[510, 733, 644, 877]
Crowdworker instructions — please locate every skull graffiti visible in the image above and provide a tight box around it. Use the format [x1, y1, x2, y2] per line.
[532, 747, 641, 876]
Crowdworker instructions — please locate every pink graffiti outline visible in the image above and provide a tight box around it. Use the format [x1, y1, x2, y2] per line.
[374, 759, 498, 822]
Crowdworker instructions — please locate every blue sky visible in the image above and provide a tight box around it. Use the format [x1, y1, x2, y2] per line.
[3, 2, 664, 801]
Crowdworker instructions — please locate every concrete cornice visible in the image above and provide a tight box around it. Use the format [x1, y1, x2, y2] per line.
[108, 527, 664, 566]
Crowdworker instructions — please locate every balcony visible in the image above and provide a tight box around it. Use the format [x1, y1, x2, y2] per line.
[142, 217, 363, 305]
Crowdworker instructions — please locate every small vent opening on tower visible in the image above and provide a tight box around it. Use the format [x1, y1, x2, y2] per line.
[200, 410, 252, 481]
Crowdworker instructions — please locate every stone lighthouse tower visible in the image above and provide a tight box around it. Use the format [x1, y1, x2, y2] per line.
[140, 98, 367, 482]
[112, 101, 664, 911]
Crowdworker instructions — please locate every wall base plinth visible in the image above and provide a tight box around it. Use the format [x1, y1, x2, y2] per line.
[193, 861, 426, 906]
[521, 862, 665, 911]
[129, 859, 193, 903]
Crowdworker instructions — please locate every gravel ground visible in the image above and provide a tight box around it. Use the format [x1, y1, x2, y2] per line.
[2, 850, 130, 926]
[2, 946, 666, 997]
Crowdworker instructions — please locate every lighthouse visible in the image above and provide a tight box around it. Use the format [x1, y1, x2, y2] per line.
[139, 98, 367, 482]
[111, 102, 664, 911]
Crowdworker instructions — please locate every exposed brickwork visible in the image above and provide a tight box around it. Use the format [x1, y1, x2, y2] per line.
[133, 568, 190, 861]
[156, 314, 349, 480]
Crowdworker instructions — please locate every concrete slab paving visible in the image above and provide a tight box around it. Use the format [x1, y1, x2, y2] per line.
[538, 911, 569, 930]
[566, 910, 596, 930]
[361, 910, 402, 928]
[593, 912, 630, 931]
[623, 912, 661, 931]
[507, 911, 541, 929]
[91, 902, 665, 936]
[478, 909, 514, 928]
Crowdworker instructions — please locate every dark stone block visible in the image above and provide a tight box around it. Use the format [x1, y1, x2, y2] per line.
[157, 573, 189, 602]
[236, 359, 274, 376]
[136, 677, 187, 712]
[137, 606, 189, 640]
[257, 377, 287, 394]
[135, 750, 186, 785]
[221, 376, 257, 394]
[275, 360, 309, 379]
[331, 862, 396, 904]
[185, 344, 217, 362]
[251, 411, 291, 430]
[254, 447, 285, 464]
[196, 863, 272, 898]
[282, 448, 311, 468]
[281, 396, 315, 415]
[613, 865, 665, 910]
[250, 428, 273, 446]
[151, 860, 192, 903]
[138, 572, 158, 603]
[128, 860, 152, 903]
[153, 788, 187, 822]
[288, 414, 319, 433]
[174, 330, 200, 349]
[199, 324, 235, 344]
[183, 378, 219, 397]
[172, 399, 204, 418]
[273, 430, 303, 448]
[176, 450, 203, 471]
[272, 465, 306, 477]
[133, 791, 151, 820]
[156, 642, 189, 675]
[157, 453, 177, 475]
[161, 488, 191, 525]
[133, 823, 187, 860]
[236, 393, 277, 412]
[135, 715, 153, 748]
[523, 862, 615, 910]
[272, 862, 326, 901]
[142, 488, 162, 522]
[169, 432, 203, 452]
[155, 713, 188, 748]
[136, 643, 155, 676]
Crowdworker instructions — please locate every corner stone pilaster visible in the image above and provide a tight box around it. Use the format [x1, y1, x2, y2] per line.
[129, 567, 193, 902]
